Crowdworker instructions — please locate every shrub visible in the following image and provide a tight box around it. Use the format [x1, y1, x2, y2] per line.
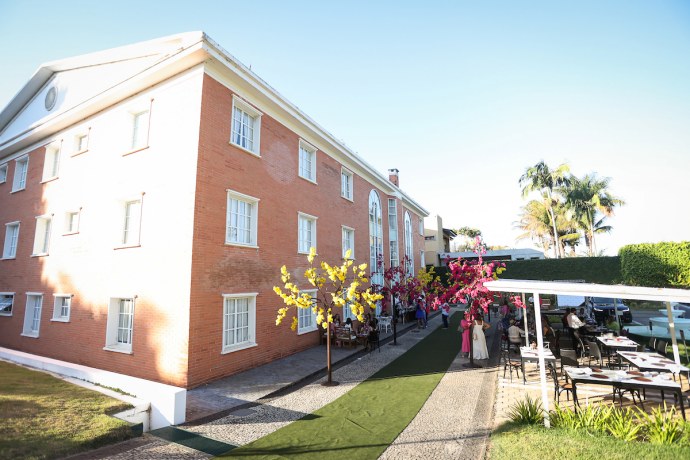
[619, 241, 690, 288]
[606, 407, 643, 442]
[508, 395, 544, 425]
[639, 404, 685, 445]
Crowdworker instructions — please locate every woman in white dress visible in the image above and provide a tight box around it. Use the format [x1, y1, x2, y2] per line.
[472, 314, 490, 359]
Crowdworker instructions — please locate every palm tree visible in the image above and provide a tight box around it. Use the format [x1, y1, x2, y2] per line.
[519, 161, 571, 258]
[514, 200, 554, 256]
[564, 174, 625, 256]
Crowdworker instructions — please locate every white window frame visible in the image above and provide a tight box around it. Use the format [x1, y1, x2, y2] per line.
[0, 163, 7, 183]
[297, 212, 317, 254]
[342, 226, 355, 259]
[3, 222, 20, 259]
[52, 294, 72, 322]
[73, 130, 89, 155]
[225, 190, 259, 248]
[419, 218, 424, 236]
[388, 199, 399, 268]
[64, 209, 81, 235]
[230, 96, 262, 157]
[129, 106, 151, 152]
[105, 297, 135, 353]
[341, 167, 353, 201]
[12, 155, 29, 192]
[118, 196, 143, 248]
[32, 215, 52, 256]
[22, 293, 43, 338]
[421, 250, 426, 268]
[404, 211, 414, 275]
[369, 190, 383, 286]
[0, 292, 14, 316]
[42, 142, 61, 182]
[297, 289, 317, 334]
[221, 293, 258, 353]
[298, 139, 317, 183]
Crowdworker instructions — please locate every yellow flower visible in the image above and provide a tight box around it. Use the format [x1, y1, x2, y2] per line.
[308, 247, 317, 264]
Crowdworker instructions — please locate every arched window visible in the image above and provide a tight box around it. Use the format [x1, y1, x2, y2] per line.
[369, 190, 383, 287]
[404, 211, 414, 276]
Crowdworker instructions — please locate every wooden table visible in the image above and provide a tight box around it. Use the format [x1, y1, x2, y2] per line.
[564, 366, 686, 420]
[519, 346, 556, 385]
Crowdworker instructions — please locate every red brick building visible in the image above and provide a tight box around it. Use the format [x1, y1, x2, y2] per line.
[0, 32, 427, 389]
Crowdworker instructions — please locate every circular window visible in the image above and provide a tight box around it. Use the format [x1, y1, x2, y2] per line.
[44, 87, 57, 111]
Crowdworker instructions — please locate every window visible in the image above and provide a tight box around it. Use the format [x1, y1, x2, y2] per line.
[42, 144, 61, 181]
[388, 199, 399, 268]
[419, 218, 424, 236]
[32, 215, 52, 256]
[52, 295, 71, 322]
[342, 226, 354, 258]
[105, 298, 135, 352]
[74, 132, 89, 154]
[12, 156, 29, 192]
[297, 289, 317, 334]
[404, 211, 414, 275]
[65, 210, 80, 234]
[3, 222, 20, 259]
[121, 199, 142, 247]
[341, 168, 353, 200]
[420, 250, 426, 268]
[298, 212, 317, 254]
[369, 191, 383, 286]
[22, 293, 43, 337]
[231, 96, 262, 155]
[226, 190, 259, 247]
[0, 163, 7, 183]
[0, 293, 13, 316]
[222, 293, 257, 353]
[298, 140, 316, 182]
[130, 109, 150, 151]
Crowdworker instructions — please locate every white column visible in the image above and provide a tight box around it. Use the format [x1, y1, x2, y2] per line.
[533, 291, 550, 428]
[666, 301, 681, 364]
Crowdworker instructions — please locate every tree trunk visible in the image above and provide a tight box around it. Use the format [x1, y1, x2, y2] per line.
[546, 191, 560, 259]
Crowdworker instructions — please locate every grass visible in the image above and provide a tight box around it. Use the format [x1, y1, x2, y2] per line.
[0, 361, 137, 460]
[218, 313, 461, 459]
[490, 422, 690, 460]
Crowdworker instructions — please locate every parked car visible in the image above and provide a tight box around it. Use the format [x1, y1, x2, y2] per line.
[672, 302, 690, 318]
[585, 297, 633, 324]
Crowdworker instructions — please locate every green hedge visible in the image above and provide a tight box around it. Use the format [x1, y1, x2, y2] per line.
[619, 241, 690, 288]
[432, 256, 621, 285]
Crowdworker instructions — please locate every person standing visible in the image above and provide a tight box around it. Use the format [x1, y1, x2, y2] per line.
[473, 314, 490, 360]
[415, 300, 425, 329]
[459, 312, 472, 357]
[440, 302, 450, 329]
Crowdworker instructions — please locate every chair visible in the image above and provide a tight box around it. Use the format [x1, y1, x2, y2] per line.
[367, 329, 380, 352]
[559, 349, 579, 373]
[548, 363, 574, 404]
[500, 348, 522, 382]
[647, 337, 657, 352]
[377, 316, 392, 334]
[586, 341, 604, 367]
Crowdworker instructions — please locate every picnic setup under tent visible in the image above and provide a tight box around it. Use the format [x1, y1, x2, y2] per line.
[485, 279, 690, 427]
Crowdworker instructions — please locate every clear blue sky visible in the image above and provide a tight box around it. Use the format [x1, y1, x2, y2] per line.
[2, 0, 689, 255]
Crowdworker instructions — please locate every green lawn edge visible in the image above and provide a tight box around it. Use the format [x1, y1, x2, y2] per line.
[219, 313, 461, 459]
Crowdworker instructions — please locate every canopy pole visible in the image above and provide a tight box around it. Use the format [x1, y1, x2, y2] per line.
[533, 291, 550, 428]
[666, 301, 681, 364]
[524, 297, 529, 346]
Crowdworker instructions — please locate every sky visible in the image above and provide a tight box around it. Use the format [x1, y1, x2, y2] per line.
[1, 0, 689, 255]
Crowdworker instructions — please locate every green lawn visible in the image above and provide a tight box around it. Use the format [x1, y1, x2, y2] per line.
[0, 361, 136, 460]
[490, 422, 690, 460]
[219, 313, 461, 459]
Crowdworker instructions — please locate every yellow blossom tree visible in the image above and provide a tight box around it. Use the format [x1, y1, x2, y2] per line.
[274, 247, 382, 385]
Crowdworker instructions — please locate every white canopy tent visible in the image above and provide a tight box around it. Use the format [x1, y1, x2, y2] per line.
[485, 279, 690, 427]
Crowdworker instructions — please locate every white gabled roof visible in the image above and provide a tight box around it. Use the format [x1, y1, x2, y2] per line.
[0, 32, 428, 217]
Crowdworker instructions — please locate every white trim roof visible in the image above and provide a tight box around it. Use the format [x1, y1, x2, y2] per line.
[486, 279, 690, 303]
[0, 32, 428, 218]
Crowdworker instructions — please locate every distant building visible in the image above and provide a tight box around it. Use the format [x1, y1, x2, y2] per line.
[424, 215, 456, 267]
[440, 248, 545, 263]
[0, 32, 428, 390]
